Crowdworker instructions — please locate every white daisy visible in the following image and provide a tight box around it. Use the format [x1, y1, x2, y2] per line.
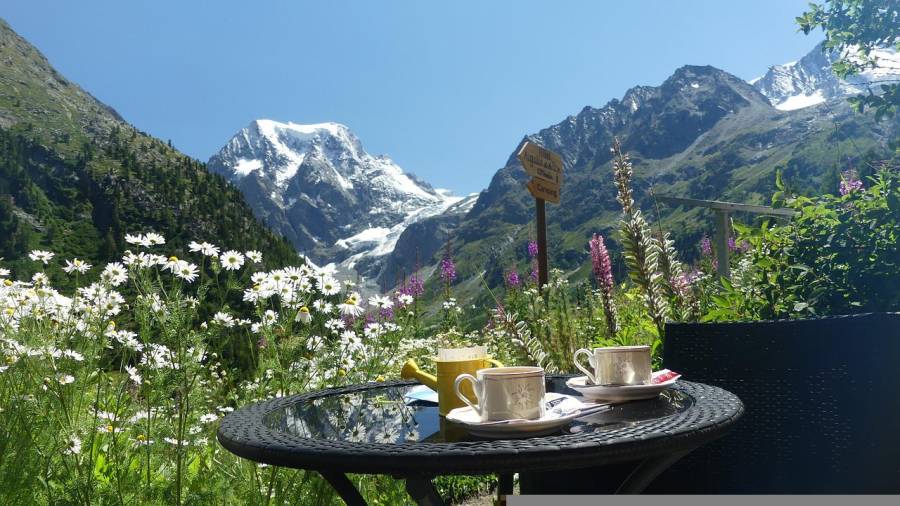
[144, 232, 165, 246]
[212, 312, 235, 327]
[64, 434, 82, 455]
[295, 306, 312, 324]
[220, 251, 245, 271]
[31, 272, 49, 286]
[325, 318, 345, 334]
[312, 300, 334, 314]
[101, 263, 128, 287]
[283, 266, 305, 284]
[125, 365, 142, 385]
[245, 250, 263, 263]
[162, 256, 181, 272]
[364, 323, 385, 339]
[316, 276, 341, 296]
[125, 233, 145, 245]
[338, 293, 365, 318]
[196, 242, 219, 257]
[63, 258, 91, 274]
[174, 261, 199, 283]
[368, 295, 393, 310]
[28, 250, 55, 265]
[62, 350, 85, 362]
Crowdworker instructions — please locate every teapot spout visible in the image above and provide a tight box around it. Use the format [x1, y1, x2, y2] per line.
[400, 359, 437, 390]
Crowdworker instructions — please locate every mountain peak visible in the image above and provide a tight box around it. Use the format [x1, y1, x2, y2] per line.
[753, 41, 900, 110]
[208, 119, 460, 290]
[252, 119, 352, 139]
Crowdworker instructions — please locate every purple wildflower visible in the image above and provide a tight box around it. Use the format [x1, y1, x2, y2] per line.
[588, 234, 619, 337]
[839, 170, 864, 196]
[440, 248, 456, 284]
[700, 236, 713, 257]
[527, 241, 539, 259]
[529, 263, 538, 282]
[400, 274, 424, 298]
[379, 306, 394, 320]
[589, 234, 614, 292]
[506, 270, 521, 288]
[671, 269, 702, 299]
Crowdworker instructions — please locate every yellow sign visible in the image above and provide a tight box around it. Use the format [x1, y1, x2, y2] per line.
[517, 141, 563, 185]
[527, 178, 560, 204]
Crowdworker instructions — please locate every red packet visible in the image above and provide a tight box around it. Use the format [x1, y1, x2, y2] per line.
[651, 369, 681, 384]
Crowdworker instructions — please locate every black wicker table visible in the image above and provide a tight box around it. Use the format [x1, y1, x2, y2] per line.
[217, 376, 742, 505]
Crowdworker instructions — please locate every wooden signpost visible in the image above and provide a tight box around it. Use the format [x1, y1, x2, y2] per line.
[517, 141, 564, 290]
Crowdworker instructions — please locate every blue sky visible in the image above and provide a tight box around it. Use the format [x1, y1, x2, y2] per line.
[5, 0, 819, 194]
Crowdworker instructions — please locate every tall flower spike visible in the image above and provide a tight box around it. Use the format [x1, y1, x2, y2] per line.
[589, 234, 619, 337]
[839, 169, 863, 196]
[611, 138, 670, 337]
[440, 242, 456, 284]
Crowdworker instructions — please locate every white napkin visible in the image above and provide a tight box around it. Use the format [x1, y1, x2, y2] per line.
[542, 392, 608, 420]
[403, 384, 439, 404]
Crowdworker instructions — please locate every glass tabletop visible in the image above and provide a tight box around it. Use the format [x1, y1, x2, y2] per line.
[263, 377, 694, 444]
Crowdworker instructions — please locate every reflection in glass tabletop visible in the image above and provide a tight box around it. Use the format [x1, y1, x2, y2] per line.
[264, 377, 694, 444]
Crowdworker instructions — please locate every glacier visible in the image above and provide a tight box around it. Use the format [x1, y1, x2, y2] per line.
[207, 119, 463, 292]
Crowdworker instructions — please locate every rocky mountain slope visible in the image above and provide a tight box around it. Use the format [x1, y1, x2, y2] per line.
[752, 42, 900, 110]
[0, 18, 298, 275]
[207, 119, 463, 290]
[204, 42, 899, 300]
[415, 58, 898, 307]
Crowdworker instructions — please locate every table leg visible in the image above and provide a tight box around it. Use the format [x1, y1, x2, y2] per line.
[497, 473, 514, 505]
[615, 449, 693, 494]
[319, 470, 368, 506]
[405, 477, 445, 506]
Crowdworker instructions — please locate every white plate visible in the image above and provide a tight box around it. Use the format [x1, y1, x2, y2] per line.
[565, 370, 681, 403]
[445, 393, 609, 439]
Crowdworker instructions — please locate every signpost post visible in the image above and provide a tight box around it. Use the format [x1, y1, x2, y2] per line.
[517, 141, 564, 290]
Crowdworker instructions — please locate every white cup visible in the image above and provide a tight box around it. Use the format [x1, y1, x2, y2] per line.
[453, 366, 546, 421]
[574, 345, 652, 386]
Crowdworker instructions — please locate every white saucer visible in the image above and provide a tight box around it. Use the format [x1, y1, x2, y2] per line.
[445, 393, 609, 439]
[565, 370, 681, 403]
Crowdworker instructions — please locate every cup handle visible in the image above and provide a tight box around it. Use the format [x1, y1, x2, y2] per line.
[485, 358, 503, 368]
[454, 373, 481, 415]
[573, 348, 597, 384]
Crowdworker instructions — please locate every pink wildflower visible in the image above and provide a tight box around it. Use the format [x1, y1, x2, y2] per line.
[840, 170, 863, 196]
[589, 234, 614, 292]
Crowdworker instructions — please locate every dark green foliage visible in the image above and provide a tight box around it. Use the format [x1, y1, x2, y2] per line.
[0, 125, 298, 277]
[712, 162, 900, 320]
[781, 166, 900, 313]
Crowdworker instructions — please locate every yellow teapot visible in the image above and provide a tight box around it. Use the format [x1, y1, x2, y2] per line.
[401, 347, 502, 416]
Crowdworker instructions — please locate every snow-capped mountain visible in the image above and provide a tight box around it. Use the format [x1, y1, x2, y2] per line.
[207, 120, 462, 288]
[752, 42, 900, 110]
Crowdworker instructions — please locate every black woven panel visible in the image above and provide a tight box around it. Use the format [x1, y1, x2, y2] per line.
[651, 313, 900, 493]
